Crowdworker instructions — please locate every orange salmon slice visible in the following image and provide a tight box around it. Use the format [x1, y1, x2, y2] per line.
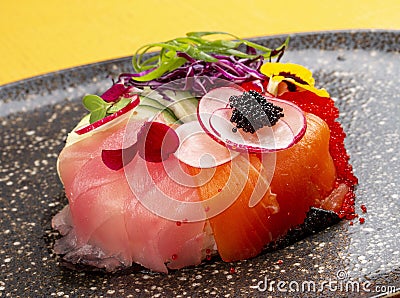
[267, 113, 336, 239]
[187, 154, 279, 262]
[187, 113, 336, 262]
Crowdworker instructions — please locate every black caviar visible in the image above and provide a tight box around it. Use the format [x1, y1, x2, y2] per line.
[229, 90, 284, 134]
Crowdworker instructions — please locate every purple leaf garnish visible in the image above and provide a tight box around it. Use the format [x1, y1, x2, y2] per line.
[101, 121, 179, 170]
[137, 122, 179, 163]
[101, 143, 138, 171]
[101, 83, 132, 102]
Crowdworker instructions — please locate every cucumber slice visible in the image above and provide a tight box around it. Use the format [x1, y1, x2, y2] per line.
[158, 90, 199, 122]
[140, 96, 168, 110]
[77, 113, 90, 127]
[139, 96, 176, 119]
[65, 113, 90, 145]
[168, 97, 199, 123]
[133, 105, 180, 124]
[140, 88, 199, 123]
[140, 88, 172, 107]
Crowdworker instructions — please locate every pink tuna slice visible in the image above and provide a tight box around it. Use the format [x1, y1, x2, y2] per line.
[57, 114, 207, 273]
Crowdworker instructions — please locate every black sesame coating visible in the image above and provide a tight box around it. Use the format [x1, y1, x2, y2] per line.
[263, 207, 341, 252]
[229, 90, 284, 134]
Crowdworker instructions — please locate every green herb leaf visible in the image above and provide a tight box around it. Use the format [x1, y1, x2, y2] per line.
[89, 108, 107, 124]
[82, 94, 107, 111]
[107, 97, 131, 113]
[82, 94, 112, 124]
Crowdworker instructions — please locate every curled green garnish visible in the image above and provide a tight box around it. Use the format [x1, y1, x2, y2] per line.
[132, 31, 289, 82]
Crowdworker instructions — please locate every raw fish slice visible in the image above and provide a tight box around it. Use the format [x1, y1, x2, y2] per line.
[188, 154, 279, 262]
[55, 115, 207, 272]
[278, 89, 358, 218]
[68, 157, 132, 251]
[55, 152, 136, 270]
[52, 205, 131, 271]
[68, 155, 206, 273]
[186, 114, 337, 262]
[123, 155, 207, 272]
[124, 195, 206, 272]
[267, 113, 337, 240]
[57, 111, 139, 191]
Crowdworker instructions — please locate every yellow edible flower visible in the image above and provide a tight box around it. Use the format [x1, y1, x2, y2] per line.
[260, 62, 330, 98]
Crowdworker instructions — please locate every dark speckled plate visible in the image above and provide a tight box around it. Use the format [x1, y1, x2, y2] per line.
[1, 30, 399, 298]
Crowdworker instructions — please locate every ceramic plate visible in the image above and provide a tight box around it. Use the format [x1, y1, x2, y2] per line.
[0, 30, 399, 297]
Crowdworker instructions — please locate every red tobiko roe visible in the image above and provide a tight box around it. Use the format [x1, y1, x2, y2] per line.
[278, 88, 358, 219]
[240, 80, 265, 93]
[360, 204, 367, 213]
[101, 121, 179, 170]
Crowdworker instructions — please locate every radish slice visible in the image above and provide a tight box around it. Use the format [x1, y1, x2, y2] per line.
[209, 108, 294, 152]
[270, 97, 307, 144]
[173, 121, 240, 168]
[75, 95, 140, 135]
[198, 87, 307, 153]
[197, 86, 243, 136]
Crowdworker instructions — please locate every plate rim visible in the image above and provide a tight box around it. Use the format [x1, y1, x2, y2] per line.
[0, 29, 399, 91]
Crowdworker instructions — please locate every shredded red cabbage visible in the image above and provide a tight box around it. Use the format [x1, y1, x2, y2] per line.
[116, 53, 268, 97]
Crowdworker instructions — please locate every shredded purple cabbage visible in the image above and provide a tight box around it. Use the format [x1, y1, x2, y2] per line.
[116, 53, 267, 97]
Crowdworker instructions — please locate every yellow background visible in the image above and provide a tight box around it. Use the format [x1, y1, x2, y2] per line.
[1, 1, 399, 86]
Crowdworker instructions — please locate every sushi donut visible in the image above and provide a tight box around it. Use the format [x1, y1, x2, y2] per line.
[52, 34, 357, 273]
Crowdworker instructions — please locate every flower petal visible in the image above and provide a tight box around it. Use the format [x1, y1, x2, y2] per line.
[137, 122, 180, 163]
[101, 83, 132, 102]
[260, 62, 329, 98]
[101, 143, 138, 171]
